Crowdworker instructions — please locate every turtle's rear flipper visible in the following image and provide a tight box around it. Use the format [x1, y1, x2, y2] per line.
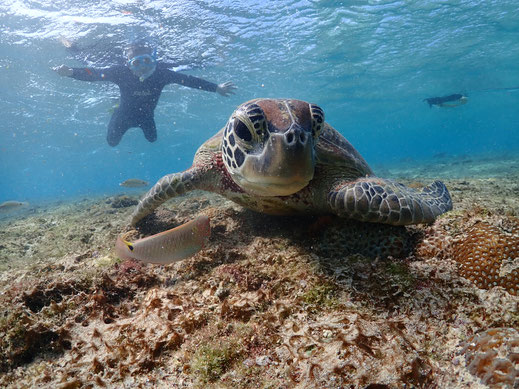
[327, 178, 452, 225]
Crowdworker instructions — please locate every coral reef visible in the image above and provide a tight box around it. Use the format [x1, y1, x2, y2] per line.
[0, 157, 518, 388]
[452, 221, 518, 295]
[460, 327, 519, 387]
[108, 195, 139, 209]
[315, 219, 415, 259]
[416, 211, 518, 295]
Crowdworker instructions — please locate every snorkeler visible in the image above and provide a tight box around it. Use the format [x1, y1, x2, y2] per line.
[53, 41, 237, 147]
[423, 94, 468, 108]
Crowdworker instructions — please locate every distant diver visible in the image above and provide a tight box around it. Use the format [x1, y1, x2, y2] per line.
[424, 94, 468, 108]
[53, 40, 237, 147]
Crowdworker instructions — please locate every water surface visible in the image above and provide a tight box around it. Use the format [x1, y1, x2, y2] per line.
[1, 0, 518, 202]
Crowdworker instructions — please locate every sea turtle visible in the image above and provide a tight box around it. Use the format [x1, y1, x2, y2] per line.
[131, 98, 452, 226]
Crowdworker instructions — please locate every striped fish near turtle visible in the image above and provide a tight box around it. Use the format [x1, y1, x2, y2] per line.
[131, 99, 452, 232]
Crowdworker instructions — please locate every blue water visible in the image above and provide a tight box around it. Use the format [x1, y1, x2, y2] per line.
[1, 0, 518, 202]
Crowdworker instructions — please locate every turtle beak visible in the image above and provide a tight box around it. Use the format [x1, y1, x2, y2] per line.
[237, 124, 315, 196]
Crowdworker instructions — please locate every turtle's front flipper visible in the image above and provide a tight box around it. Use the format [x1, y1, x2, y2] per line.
[327, 177, 452, 225]
[131, 169, 201, 226]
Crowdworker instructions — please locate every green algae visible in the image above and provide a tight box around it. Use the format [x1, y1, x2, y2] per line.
[191, 339, 243, 384]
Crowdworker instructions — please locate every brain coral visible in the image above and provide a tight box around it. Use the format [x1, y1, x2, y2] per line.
[416, 213, 519, 295]
[451, 221, 518, 295]
[460, 327, 519, 388]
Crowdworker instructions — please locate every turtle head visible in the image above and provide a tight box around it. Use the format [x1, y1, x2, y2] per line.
[221, 99, 325, 197]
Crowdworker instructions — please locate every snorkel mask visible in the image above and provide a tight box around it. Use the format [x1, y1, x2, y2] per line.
[128, 49, 157, 81]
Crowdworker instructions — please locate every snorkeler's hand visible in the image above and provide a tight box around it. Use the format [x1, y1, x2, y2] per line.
[216, 81, 237, 97]
[53, 65, 73, 77]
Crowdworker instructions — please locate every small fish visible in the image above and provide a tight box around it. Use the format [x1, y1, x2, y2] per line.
[119, 178, 149, 188]
[115, 215, 211, 264]
[0, 201, 28, 212]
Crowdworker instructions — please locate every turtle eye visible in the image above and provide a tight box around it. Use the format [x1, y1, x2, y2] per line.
[229, 102, 266, 150]
[309, 103, 324, 138]
[233, 119, 252, 142]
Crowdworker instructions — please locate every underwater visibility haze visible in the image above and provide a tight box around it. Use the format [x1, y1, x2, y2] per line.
[1, 0, 518, 202]
[2, 1, 519, 388]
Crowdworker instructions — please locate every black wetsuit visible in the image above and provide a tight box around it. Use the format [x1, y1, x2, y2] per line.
[70, 64, 218, 146]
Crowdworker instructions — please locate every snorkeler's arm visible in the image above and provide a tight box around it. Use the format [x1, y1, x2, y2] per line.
[162, 69, 219, 92]
[54, 65, 123, 83]
[71, 66, 123, 82]
[162, 69, 236, 96]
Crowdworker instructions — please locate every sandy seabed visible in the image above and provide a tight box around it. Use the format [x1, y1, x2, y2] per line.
[0, 154, 518, 389]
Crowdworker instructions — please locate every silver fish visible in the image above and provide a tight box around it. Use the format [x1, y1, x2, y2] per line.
[0, 201, 28, 212]
[119, 179, 149, 188]
[115, 215, 211, 264]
